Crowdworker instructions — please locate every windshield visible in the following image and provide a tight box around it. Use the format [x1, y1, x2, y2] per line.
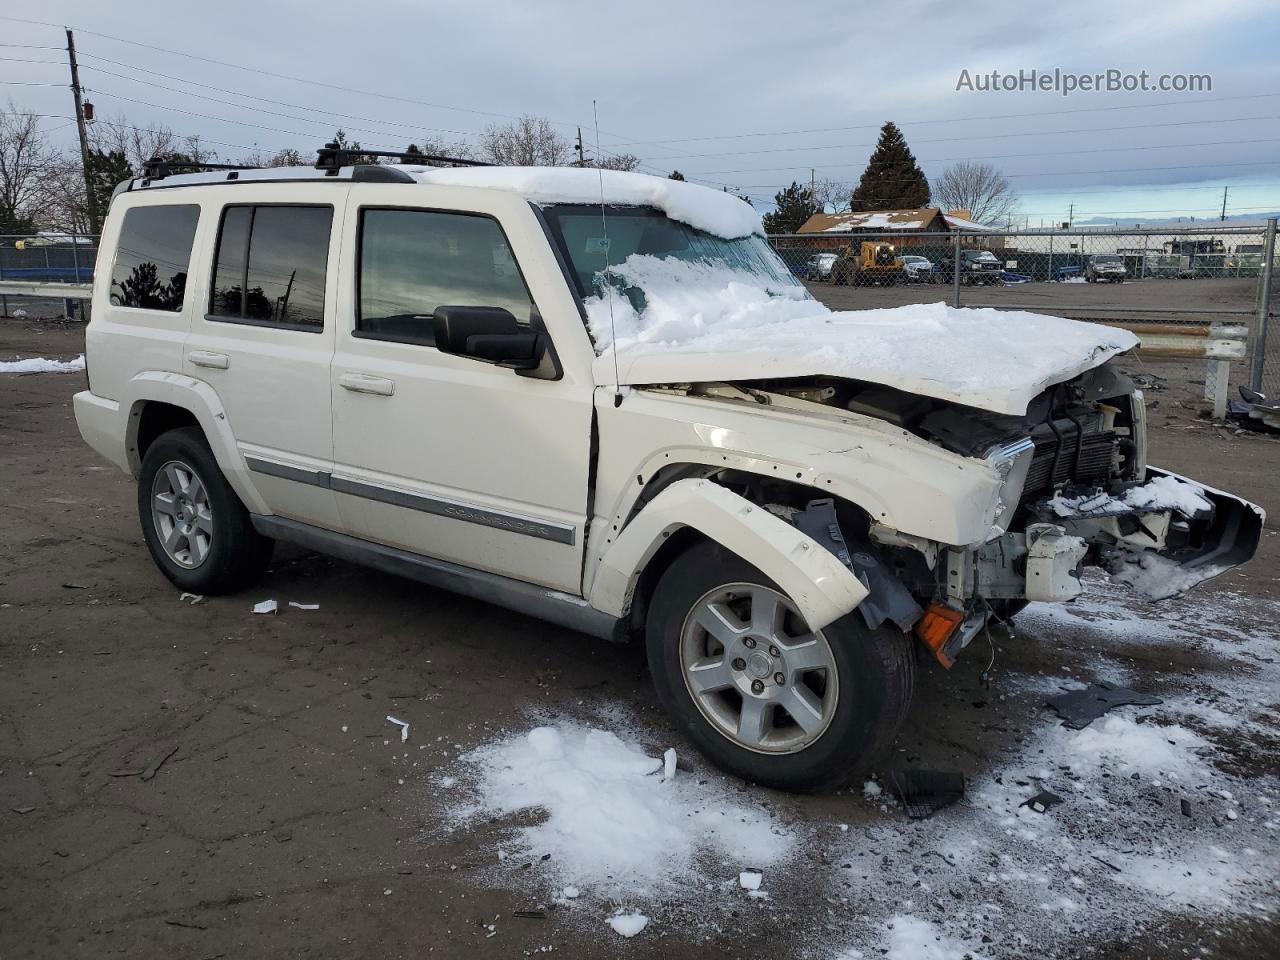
[541, 205, 805, 303]
[1093, 255, 1123, 264]
[963, 250, 998, 261]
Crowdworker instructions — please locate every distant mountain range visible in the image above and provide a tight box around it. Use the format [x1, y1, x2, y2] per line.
[1073, 211, 1280, 228]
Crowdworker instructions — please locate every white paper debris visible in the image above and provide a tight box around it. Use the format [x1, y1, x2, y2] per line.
[606, 912, 649, 938]
[288, 601, 320, 610]
[387, 715, 410, 743]
[252, 599, 278, 615]
[738, 868, 763, 891]
[179, 592, 203, 605]
[662, 747, 677, 781]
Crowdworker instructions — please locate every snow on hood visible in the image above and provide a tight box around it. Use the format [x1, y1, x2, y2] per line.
[585, 255, 1139, 416]
[406, 166, 763, 240]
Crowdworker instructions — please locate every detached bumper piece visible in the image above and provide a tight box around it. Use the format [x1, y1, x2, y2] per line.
[1033, 467, 1263, 601]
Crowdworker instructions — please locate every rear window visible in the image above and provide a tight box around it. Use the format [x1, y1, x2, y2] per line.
[110, 204, 200, 311]
[210, 205, 333, 330]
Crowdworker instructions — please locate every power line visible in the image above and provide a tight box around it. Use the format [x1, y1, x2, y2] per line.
[693, 136, 1280, 178]
[645, 115, 1280, 162]
[77, 54, 478, 141]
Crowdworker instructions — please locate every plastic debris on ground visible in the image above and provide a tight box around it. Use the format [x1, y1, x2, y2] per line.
[1047, 681, 1162, 729]
[251, 599, 278, 615]
[386, 716, 410, 742]
[288, 601, 320, 610]
[738, 868, 763, 891]
[887, 769, 965, 818]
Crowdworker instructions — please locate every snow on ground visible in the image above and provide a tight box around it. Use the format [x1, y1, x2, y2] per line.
[430, 580, 1277, 956]
[584, 254, 1137, 415]
[446, 722, 797, 901]
[0, 354, 85, 374]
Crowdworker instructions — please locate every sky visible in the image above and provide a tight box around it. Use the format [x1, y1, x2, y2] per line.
[3, 0, 1279, 225]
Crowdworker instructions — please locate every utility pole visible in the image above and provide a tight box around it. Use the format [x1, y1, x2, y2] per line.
[1068, 203, 1074, 228]
[810, 168, 816, 203]
[574, 127, 586, 167]
[66, 30, 100, 234]
[1220, 185, 1229, 222]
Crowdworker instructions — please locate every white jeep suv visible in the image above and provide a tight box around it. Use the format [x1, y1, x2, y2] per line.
[74, 154, 1262, 791]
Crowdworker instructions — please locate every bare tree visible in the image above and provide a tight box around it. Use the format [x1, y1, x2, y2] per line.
[932, 161, 1019, 226]
[585, 152, 640, 171]
[0, 103, 58, 233]
[237, 146, 308, 168]
[480, 115, 570, 166]
[90, 115, 216, 170]
[810, 177, 852, 214]
[404, 136, 476, 166]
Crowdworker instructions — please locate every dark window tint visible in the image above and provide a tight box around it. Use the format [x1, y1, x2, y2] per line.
[209, 205, 332, 329]
[357, 209, 533, 344]
[111, 204, 200, 311]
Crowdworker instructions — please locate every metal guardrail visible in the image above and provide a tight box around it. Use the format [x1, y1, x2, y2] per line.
[0, 280, 93, 299]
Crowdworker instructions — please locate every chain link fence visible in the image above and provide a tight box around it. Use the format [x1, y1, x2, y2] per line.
[769, 223, 1279, 394]
[0, 234, 98, 319]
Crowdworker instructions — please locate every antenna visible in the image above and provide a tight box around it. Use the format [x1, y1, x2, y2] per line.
[592, 99, 622, 408]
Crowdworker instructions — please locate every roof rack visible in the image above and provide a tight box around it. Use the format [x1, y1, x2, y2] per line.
[141, 157, 257, 181]
[315, 142, 490, 176]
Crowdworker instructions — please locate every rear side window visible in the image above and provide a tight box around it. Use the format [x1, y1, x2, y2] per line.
[110, 204, 200, 311]
[357, 208, 534, 345]
[210, 205, 332, 330]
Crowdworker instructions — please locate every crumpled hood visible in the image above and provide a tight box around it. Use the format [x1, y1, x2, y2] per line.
[586, 257, 1138, 416]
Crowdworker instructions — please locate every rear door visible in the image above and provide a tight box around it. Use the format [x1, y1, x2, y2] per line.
[328, 186, 594, 592]
[183, 185, 347, 529]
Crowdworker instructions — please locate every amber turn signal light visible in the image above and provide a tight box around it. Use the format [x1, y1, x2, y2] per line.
[914, 603, 965, 669]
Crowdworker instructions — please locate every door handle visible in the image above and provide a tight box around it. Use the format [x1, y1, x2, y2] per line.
[188, 350, 229, 369]
[339, 373, 396, 396]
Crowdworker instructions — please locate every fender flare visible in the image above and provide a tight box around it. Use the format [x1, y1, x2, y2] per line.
[588, 478, 869, 631]
[124, 371, 270, 515]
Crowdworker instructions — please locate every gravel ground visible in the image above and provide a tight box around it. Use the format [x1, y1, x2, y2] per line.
[1, 319, 1277, 959]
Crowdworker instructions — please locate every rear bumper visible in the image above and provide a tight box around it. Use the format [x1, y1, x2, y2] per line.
[73, 390, 130, 475]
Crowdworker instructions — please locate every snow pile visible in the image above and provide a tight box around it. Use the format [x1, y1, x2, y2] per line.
[407, 166, 763, 239]
[606, 912, 648, 938]
[1047, 474, 1213, 519]
[585, 255, 1138, 415]
[452, 723, 796, 897]
[1106, 551, 1228, 601]
[885, 915, 988, 960]
[1056, 714, 1211, 780]
[0, 354, 85, 374]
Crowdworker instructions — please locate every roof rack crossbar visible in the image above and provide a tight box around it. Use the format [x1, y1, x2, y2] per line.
[141, 157, 257, 180]
[315, 143, 490, 175]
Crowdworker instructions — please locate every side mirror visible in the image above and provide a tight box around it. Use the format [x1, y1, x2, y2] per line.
[433, 306, 544, 370]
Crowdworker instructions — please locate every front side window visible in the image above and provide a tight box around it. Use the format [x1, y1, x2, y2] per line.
[210, 205, 332, 329]
[357, 208, 535, 345]
[111, 204, 200, 311]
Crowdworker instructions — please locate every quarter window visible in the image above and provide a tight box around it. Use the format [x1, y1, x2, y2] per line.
[357, 209, 534, 345]
[210, 205, 332, 329]
[110, 204, 200, 311]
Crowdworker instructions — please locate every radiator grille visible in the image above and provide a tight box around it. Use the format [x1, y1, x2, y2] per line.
[1023, 423, 1117, 496]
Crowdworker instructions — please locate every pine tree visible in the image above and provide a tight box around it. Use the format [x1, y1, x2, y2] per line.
[761, 181, 819, 234]
[850, 122, 930, 211]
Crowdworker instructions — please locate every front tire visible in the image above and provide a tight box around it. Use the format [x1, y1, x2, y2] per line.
[137, 426, 272, 595]
[645, 542, 915, 792]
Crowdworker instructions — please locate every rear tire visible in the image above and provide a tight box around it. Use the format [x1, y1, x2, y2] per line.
[137, 426, 273, 595]
[645, 541, 915, 792]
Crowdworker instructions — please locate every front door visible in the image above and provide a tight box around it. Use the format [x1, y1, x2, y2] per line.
[329, 198, 592, 592]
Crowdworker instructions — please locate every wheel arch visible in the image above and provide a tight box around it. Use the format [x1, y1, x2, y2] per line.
[588, 477, 870, 634]
[124, 372, 269, 515]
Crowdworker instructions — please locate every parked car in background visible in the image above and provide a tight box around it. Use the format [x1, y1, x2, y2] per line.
[804, 252, 839, 281]
[1086, 255, 1128, 283]
[900, 254, 932, 282]
[931, 249, 1002, 285]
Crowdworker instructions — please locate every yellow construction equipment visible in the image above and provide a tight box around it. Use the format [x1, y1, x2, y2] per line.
[828, 241, 906, 286]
